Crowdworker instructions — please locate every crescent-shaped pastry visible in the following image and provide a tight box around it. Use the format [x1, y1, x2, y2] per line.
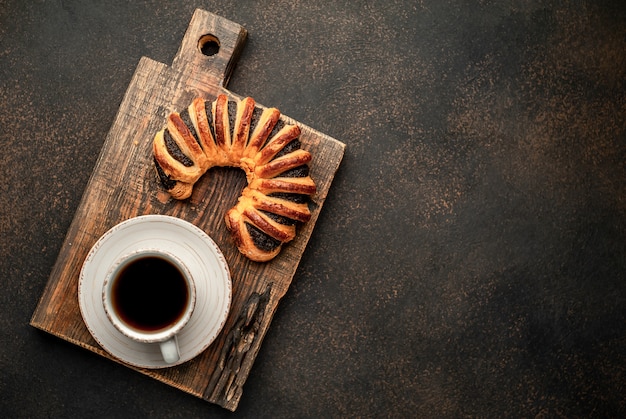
[152, 94, 316, 262]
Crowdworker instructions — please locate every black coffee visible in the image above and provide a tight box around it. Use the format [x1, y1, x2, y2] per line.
[112, 256, 189, 332]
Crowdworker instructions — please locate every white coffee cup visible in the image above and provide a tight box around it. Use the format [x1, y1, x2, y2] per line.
[102, 248, 196, 364]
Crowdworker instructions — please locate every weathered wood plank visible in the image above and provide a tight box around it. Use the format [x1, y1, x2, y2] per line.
[30, 8, 345, 411]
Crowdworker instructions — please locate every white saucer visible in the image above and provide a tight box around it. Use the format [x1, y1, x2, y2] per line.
[78, 215, 231, 369]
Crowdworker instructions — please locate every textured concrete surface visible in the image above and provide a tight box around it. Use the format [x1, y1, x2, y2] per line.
[1, 0, 625, 417]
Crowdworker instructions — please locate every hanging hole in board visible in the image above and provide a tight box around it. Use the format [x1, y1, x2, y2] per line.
[198, 34, 220, 57]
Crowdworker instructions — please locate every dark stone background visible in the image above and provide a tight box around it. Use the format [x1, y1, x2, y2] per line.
[1, 0, 624, 417]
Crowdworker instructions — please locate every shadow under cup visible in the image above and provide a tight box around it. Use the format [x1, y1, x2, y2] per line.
[102, 249, 197, 363]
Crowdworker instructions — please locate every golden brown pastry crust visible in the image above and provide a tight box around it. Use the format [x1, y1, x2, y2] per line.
[153, 94, 316, 262]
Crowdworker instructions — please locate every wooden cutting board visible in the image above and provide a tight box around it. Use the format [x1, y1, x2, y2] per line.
[30, 9, 345, 411]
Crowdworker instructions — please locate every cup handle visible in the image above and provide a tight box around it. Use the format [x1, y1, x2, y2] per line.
[159, 336, 180, 364]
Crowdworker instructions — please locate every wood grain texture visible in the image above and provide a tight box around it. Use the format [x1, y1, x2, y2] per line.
[30, 9, 345, 411]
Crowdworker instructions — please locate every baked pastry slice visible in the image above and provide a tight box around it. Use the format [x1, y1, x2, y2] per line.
[153, 94, 316, 262]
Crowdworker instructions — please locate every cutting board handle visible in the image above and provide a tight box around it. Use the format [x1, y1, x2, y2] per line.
[172, 9, 248, 88]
